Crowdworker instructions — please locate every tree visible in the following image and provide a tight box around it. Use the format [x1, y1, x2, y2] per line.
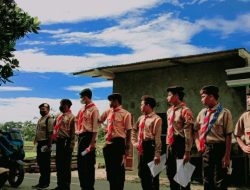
[0, 0, 40, 84]
[0, 121, 36, 141]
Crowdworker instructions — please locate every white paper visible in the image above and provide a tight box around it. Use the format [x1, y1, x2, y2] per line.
[41, 145, 48, 152]
[51, 143, 56, 151]
[174, 159, 195, 187]
[147, 154, 167, 177]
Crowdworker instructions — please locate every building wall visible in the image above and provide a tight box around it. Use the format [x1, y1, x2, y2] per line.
[113, 58, 246, 125]
[112, 56, 249, 183]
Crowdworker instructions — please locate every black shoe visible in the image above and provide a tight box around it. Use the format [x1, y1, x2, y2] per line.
[32, 184, 41, 189]
[51, 187, 59, 190]
[37, 184, 49, 189]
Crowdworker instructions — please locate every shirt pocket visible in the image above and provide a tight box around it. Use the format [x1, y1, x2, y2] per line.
[172, 120, 178, 128]
[62, 117, 70, 130]
[213, 118, 224, 135]
[114, 114, 124, 125]
[145, 121, 154, 136]
[38, 123, 46, 132]
[84, 111, 92, 124]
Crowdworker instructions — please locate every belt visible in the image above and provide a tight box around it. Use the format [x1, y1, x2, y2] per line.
[78, 131, 93, 137]
[205, 142, 225, 148]
[142, 140, 154, 146]
[37, 140, 48, 143]
[110, 137, 125, 143]
[57, 137, 70, 141]
[37, 140, 48, 146]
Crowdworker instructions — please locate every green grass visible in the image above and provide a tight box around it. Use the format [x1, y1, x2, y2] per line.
[25, 151, 36, 158]
[24, 141, 34, 146]
[24, 141, 36, 158]
[24, 141, 105, 165]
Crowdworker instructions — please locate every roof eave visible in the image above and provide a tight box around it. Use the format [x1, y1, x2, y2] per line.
[73, 48, 249, 80]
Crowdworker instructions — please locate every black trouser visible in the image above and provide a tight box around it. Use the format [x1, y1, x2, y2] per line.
[203, 143, 227, 190]
[77, 132, 96, 190]
[0, 171, 8, 188]
[103, 138, 125, 190]
[37, 140, 51, 186]
[166, 135, 190, 190]
[138, 140, 159, 190]
[55, 138, 72, 190]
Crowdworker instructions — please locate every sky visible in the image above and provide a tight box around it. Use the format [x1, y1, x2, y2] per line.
[0, 0, 250, 122]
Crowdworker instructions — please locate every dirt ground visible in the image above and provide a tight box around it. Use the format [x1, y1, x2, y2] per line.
[59, 169, 250, 190]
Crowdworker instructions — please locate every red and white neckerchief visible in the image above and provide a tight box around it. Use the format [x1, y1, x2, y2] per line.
[52, 110, 72, 140]
[137, 114, 149, 156]
[76, 103, 96, 133]
[199, 109, 216, 153]
[167, 102, 186, 145]
[106, 106, 121, 142]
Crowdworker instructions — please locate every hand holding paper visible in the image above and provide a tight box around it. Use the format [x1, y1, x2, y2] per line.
[147, 154, 166, 177]
[173, 159, 195, 188]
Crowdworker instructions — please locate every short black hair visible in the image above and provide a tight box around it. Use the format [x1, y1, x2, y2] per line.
[247, 89, 250, 95]
[141, 95, 156, 108]
[79, 88, 92, 99]
[108, 93, 122, 104]
[200, 85, 219, 100]
[166, 86, 185, 101]
[60, 99, 72, 107]
[39, 103, 50, 109]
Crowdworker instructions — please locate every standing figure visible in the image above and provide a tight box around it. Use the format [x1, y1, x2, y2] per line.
[131, 95, 162, 190]
[234, 90, 250, 154]
[75, 88, 99, 190]
[165, 86, 193, 190]
[194, 85, 233, 190]
[99, 93, 132, 190]
[52, 99, 75, 190]
[32, 103, 54, 189]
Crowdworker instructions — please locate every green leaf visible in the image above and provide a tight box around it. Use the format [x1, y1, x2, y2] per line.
[0, 0, 40, 84]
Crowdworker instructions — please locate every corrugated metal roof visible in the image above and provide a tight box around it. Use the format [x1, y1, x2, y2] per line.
[73, 48, 249, 79]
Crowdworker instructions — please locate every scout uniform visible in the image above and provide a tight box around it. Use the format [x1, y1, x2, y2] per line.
[35, 103, 54, 188]
[99, 94, 132, 190]
[195, 85, 233, 190]
[234, 111, 250, 144]
[53, 109, 75, 190]
[166, 102, 193, 190]
[234, 90, 250, 146]
[132, 112, 162, 190]
[76, 101, 99, 190]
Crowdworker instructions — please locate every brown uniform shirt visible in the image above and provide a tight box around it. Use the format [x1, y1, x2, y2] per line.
[196, 104, 233, 144]
[132, 112, 162, 157]
[99, 106, 132, 140]
[75, 104, 100, 134]
[35, 114, 54, 142]
[166, 103, 194, 151]
[55, 112, 75, 148]
[234, 111, 250, 144]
